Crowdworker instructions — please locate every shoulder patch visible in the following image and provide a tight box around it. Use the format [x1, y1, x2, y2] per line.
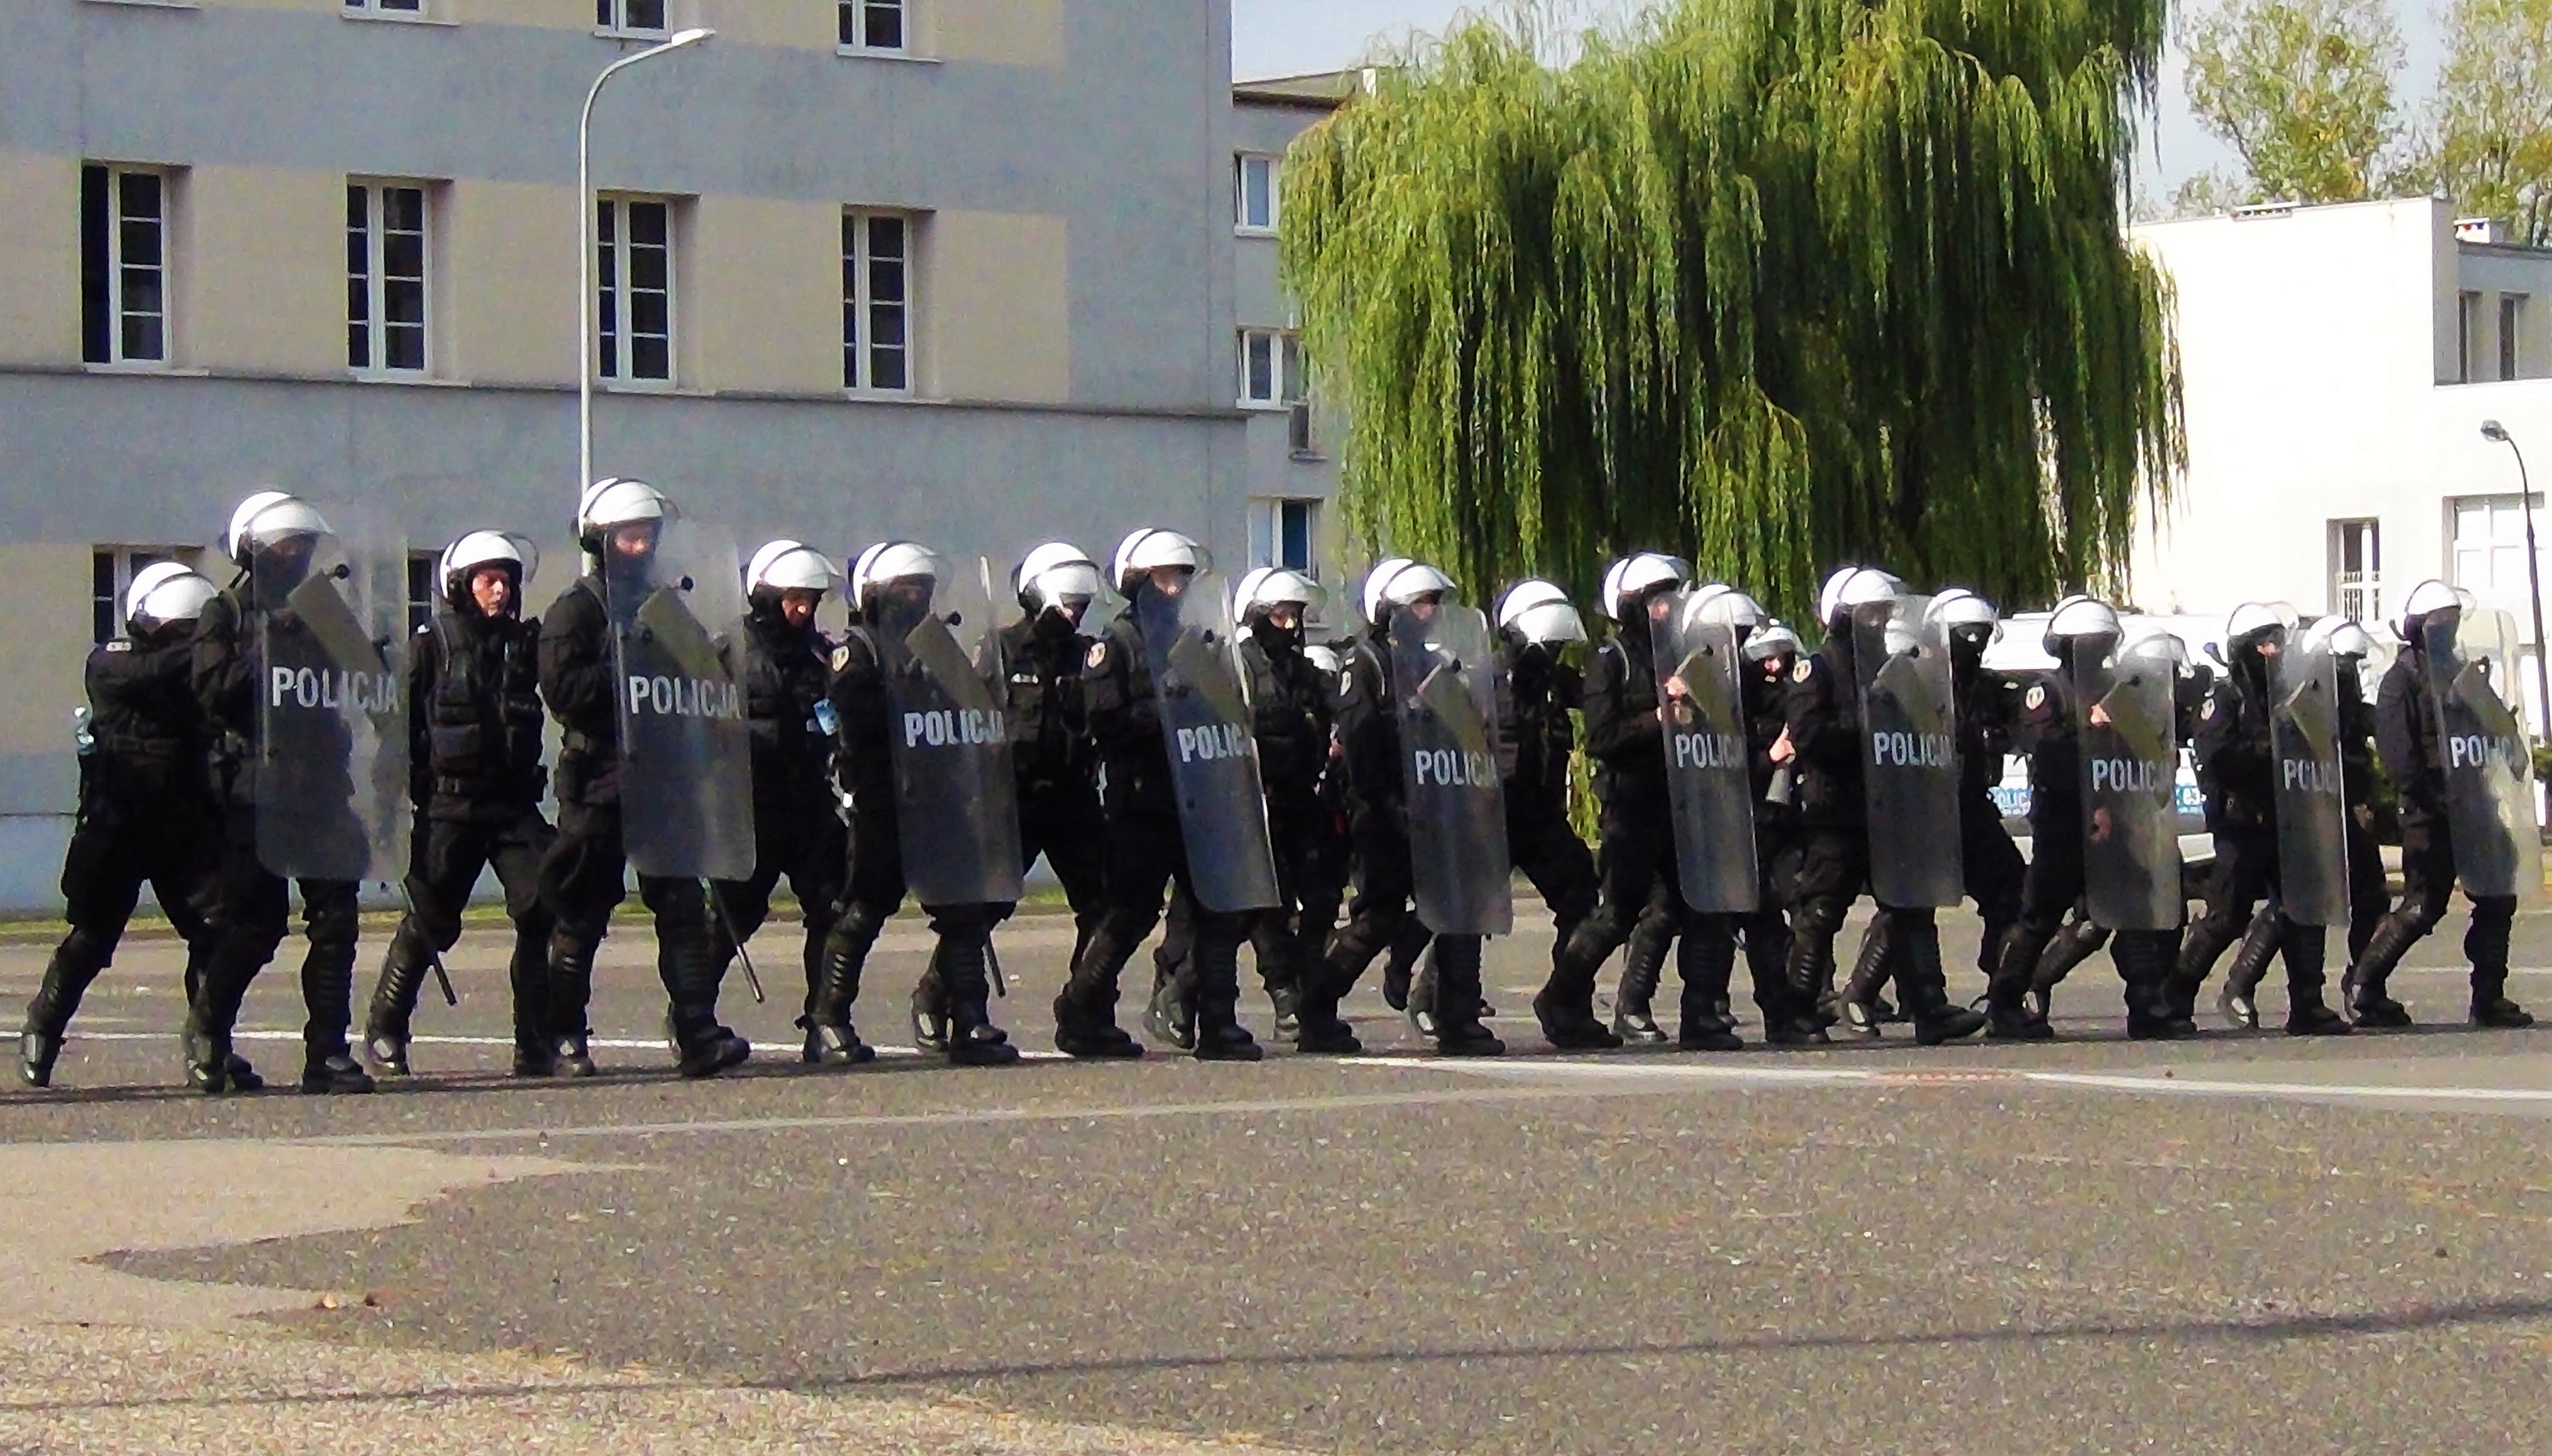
[830, 644, 850, 672]
[1086, 641, 1109, 671]
[2024, 684, 2046, 711]
[1339, 669, 1356, 696]
[105, 639, 133, 654]
[414, 622, 432, 636]
[2200, 696, 2218, 720]
[1791, 658, 1814, 683]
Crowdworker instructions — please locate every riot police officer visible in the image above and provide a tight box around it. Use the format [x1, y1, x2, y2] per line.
[1055, 529, 1263, 1060]
[19, 564, 225, 1089]
[364, 531, 556, 1077]
[2167, 603, 2351, 1034]
[2343, 580, 2535, 1028]
[1841, 588, 2025, 1036]
[804, 543, 1022, 1067]
[536, 479, 751, 1080]
[1778, 568, 1987, 1045]
[712, 541, 851, 1063]
[185, 491, 375, 1095]
[1293, 558, 1505, 1055]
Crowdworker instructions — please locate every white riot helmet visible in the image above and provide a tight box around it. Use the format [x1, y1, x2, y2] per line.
[124, 562, 219, 635]
[1743, 619, 1801, 663]
[2042, 597, 2122, 657]
[1359, 557, 1416, 624]
[1234, 567, 1323, 622]
[2397, 578, 2461, 638]
[1015, 541, 1104, 618]
[1597, 552, 1688, 623]
[1304, 642, 1343, 676]
[850, 540, 946, 613]
[1930, 588, 2001, 643]
[745, 539, 841, 601]
[1369, 560, 1456, 619]
[1815, 565, 1865, 625]
[2323, 617, 2375, 660]
[225, 490, 331, 566]
[2225, 601, 2288, 652]
[1111, 528, 1205, 592]
[576, 477, 672, 541]
[1497, 578, 1587, 647]
[1693, 585, 1766, 631]
[441, 530, 539, 608]
[1828, 567, 1905, 626]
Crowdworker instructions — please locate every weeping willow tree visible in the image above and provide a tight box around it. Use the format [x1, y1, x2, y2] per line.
[1282, 0, 2186, 617]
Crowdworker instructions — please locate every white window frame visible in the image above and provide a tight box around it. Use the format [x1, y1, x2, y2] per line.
[1247, 498, 1322, 576]
[343, 0, 428, 17]
[1238, 327, 1301, 409]
[2449, 494, 2548, 609]
[595, 0, 668, 37]
[1236, 154, 1280, 234]
[596, 194, 677, 387]
[842, 209, 914, 395]
[2500, 293, 2529, 381]
[347, 180, 432, 378]
[838, 0, 909, 54]
[84, 164, 170, 369]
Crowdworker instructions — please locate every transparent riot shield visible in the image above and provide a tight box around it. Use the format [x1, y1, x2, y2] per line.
[2269, 634, 2349, 928]
[1855, 597, 1963, 908]
[2075, 633, 2184, 932]
[254, 508, 410, 882]
[1135, 572, 1281, 912]
[873, 555, 1024, 907]
[2424, 607, 2544, 900]
[1650, 589, 1757, 913]
[1391, 604, 1514, 936]
[605, 519, 755, 881]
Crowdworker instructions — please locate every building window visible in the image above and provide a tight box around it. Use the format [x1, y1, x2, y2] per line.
[347, 182, 430, 375]
[842, 210, 911, 393]
[2450, 494, 2548, 608]
[92, 548, 177, 645]
[2458, 290, 2481, 383]
[597, 0, 666, 33]
[406, 553, 438, 635]
[1236, 155, 1279, 233]
[1249, 499, 1321, 575]
[2328, 518, 2380, 622]
[81, 165, 169, 366]
[839, 0, 904, 51]
[1239, 328, 1302, 407]
[345, 0, 425, 14]
[2501, 294, 2529, 381]
[597, 196, 674, 384]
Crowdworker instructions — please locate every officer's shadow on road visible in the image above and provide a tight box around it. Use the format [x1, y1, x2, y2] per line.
[4, 1051, 1027, 1106]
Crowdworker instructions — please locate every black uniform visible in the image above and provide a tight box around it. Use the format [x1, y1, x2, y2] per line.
[1001, 612, 1111, 958]
[535, 569, 743, 1073]
[711, 599, 847, 1027]
[1054, 606, 1254, 1058]
[365, 597, 556, 1070]
[1294, 617, 1498, 1052]
[18, 630, 224, 1086]
[2346, 632, 2530, 1025]
[1150, 615, 1338, 1034]
[2169, 641, 2346, 1031]
[184, 580, 366, 1090]
[1782, 622, 1982, 1043]
[805, 617, 1017, 1065]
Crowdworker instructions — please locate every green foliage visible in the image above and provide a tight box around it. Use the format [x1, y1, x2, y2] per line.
[1280, 0, 2185, 622]
[2179, 0, 2409, 205]
[2424, 0, 2552, 247]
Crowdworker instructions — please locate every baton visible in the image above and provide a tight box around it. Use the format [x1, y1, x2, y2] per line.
[986, 937, 1008, 998]
[392, 880, 459, 1008]
[705, 879, 767, 1005]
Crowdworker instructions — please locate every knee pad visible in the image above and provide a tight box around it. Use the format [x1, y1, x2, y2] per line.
[1790, 896, 1845, 942]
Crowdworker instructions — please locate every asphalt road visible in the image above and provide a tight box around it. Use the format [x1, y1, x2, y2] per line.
[9, 903, 2552, 1453]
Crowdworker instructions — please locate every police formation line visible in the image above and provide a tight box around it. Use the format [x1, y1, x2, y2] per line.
[17, 484, 2540, 1094]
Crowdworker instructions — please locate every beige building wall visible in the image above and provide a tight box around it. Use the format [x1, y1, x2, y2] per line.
[692, 196, 840, 394]
[446, 179, 579, 387]
[0, 152, 79, 367]
[937, 0, 1064, 66]
[697, 0, 837, 50]
[929, 211, 1070, 404]
[0, 548, 95, 770]
[188, 165, 346, 376]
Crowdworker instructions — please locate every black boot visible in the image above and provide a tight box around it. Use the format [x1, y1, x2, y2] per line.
[1610, 914, 1671, 1044]
[547, 930, 600, 1076]
[1143, 959, 1199, 1052]
[508, 921, 551, 1075]
[1290, 962, 1364, 1055]
[1429, 937, 1504, 1057]
[2468, 911, 2534, 1028]
[2032, 915, 2109, 1005]
[18, 1030, 60, 1089]
[806, 911, 879, 1066]
[1899, 921, 1987, 1046]
[183, 1024, 232, 1094]
[1379, 917, 1428, 1012]
[301, 1051, 375, 1094]
[1190, 926, 1263, 1062]
[939, 932, 1022, 1067]
[2114, 932, 2186, 1040]
[1983, 919, 2052, 1040]
[2346, 910, 2421, 1027]
[1841, 912, 1895, 1038]
[1675, 929, 1743, 1050]
[1053, 918, 1145, 1059]
[1771, 925, 1836, 1045]
[909, 942, 950, 1053]
[362, 925, 435, 1077]
[2279, 925, 2351, 1036]
[2215, 905, 2280, 1030]
[1535, 920, 1623, 1050]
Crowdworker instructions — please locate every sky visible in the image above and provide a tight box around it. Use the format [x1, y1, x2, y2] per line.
[1230, 0, 2447, 199]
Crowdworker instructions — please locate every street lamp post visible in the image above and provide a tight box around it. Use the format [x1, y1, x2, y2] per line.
[2481, 419, 2552, 741]
[578, 27, 712, 499]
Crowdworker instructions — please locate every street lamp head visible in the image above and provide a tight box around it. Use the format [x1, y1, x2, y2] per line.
[2482, 419, 2510, 443]
[668, 27, 713, 47]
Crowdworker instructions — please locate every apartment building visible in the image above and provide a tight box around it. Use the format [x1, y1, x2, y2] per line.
[0, 1, 1351, 905]
[2128, 197, 2552, 721]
